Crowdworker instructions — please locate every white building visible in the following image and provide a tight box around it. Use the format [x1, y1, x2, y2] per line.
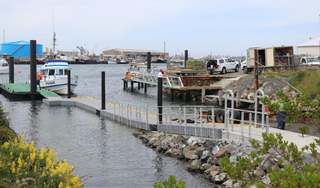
[296, 36, 320, 56]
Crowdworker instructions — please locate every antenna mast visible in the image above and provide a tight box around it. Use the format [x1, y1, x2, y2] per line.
[52, 12, 57, 58]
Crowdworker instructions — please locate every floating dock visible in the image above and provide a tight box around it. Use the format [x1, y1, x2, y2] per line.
[41, 96, 318, 150]
[0, 83, 60, 100]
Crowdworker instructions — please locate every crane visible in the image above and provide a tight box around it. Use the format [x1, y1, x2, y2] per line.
[92, 44, 98, 56]
[101, 47, 108, 56]
[76, 46, 85, 56]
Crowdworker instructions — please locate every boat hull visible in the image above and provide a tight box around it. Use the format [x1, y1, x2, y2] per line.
[0, 68, 9, 74]
[40, 77, 77, 95]
[41, 83, 77, 95]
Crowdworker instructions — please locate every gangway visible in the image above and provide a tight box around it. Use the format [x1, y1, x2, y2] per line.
[131, 70, 184, 88]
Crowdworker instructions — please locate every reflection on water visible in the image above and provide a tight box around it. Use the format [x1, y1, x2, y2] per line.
[0, 64, 214, 187]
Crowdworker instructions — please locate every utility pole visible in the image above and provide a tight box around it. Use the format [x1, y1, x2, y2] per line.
[254, 49, 260, 108]
[3, 30, 5, 43]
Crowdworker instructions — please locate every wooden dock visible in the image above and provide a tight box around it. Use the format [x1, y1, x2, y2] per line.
[0, 83, 60, 100]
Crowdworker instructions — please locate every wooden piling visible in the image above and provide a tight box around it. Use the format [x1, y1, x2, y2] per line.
[101, 71, 105, 110]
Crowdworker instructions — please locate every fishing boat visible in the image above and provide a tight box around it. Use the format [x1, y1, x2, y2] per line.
[37, 60, 78, 95]
[116, 58, 129, 64]
[0, 59, 9, 74]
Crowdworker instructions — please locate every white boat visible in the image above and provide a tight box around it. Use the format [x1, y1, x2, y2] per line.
[37, 60, 78, 95]
[0, 59, 9, 74]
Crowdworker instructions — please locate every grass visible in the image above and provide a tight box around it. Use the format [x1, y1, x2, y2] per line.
[289, 70, 320, 98]
[259, 70, 320, 98]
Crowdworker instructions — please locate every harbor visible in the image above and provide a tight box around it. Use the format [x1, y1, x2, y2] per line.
[0, 63, 215, 188]
[0, 41, 315, 187]
[1, 0, 320, 186]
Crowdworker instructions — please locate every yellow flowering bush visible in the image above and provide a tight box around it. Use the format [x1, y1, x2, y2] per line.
[0, 135, 83, 188]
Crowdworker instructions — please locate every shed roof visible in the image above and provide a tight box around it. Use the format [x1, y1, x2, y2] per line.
[2, 40, 30, 45]
[297, 36, 320, 46]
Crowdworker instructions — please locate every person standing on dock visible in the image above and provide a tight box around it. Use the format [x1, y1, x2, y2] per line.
[37, 72, 42, 89]
[159, 69, 167, 77]
[125, 71, 132, 79]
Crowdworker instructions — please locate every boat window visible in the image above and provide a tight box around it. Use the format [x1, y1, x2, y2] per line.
[43, 70, 48, 75]
[64, 69, 68, 75]
[2, 63, 8, 67]
[57, 69, 64, 75]
[49, 69, 55, 75]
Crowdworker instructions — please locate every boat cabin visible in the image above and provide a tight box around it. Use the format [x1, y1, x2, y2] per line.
[38, 60, 70, 78]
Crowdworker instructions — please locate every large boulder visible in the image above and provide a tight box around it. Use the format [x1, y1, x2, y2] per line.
[214, 146, 235, 159]
[183, 149, 196, 159]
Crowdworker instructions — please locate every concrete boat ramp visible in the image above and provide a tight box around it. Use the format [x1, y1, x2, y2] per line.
[43, 96, 319, 150]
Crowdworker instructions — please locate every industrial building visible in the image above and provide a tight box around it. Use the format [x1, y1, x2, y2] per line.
[296, 36, 320, 56]
[0, 41, 43, 58]
[102, 49, 168, 59]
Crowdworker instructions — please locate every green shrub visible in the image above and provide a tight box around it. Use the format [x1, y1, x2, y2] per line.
[154, 175, 186, 188]
[0, 125, 17, 145]
[0, 107, 17, 145]
[299, 126, 309, 137]
[221, 132, 320, 187]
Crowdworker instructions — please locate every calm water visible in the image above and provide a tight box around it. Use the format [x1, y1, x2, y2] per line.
[0, 63, 213, 188]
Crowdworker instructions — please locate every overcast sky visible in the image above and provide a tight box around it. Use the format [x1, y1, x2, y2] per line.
[1, 0, 320, 57]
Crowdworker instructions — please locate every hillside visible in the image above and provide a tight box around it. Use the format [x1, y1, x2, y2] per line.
[221, 70, 320, 102]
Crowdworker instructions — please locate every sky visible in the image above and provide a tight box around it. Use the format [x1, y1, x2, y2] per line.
[1, 0, 320, 57]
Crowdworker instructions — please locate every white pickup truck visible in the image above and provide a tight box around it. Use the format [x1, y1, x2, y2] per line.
[300, 57, 320, 65]
[206, 58, 240, 74]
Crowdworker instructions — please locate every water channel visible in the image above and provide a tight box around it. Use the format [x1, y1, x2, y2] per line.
[0, 63, 215, 187]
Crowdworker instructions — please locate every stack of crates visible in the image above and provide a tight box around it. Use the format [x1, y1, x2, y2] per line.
[185, 60, 203, 70]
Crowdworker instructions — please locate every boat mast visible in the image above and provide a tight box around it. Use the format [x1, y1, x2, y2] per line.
[52, 13, 57, 59]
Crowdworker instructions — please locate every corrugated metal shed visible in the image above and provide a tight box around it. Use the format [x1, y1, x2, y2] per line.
[0, 41, 43, 57]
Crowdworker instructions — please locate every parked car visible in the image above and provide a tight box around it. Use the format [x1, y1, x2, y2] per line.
[206, 58, 240, 74]
[300, 57, 320, 65]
